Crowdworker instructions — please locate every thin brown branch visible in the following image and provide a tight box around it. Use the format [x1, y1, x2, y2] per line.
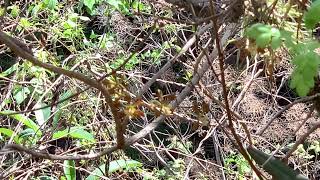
[209, 0, 263, 179]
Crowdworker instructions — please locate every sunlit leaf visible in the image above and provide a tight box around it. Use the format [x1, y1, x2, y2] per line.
[0, 111, 42, 136]
[34, 103, 51, 126]
[52, 127, 95, 142]
[0, 128, 19, 143]
[64, 160, 76, 180]
[86, 160, 142, 180]
[290, 51, 320, 96]
[13, 86, 30, 105]
[83, 0, 95, 11]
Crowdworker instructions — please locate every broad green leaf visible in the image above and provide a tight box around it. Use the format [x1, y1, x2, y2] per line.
[0, 128, 19, 143]
[18, 128, 37, 141]
[0, 111, 42, 136]
[64, 160, 76, 180]
[13, 86, 30, 104]
[290, 51, 320, 96]
[304, 0, 320, 29]
[245, 23, 282, 49]
[247, 146, 308, 180]
[0, 63, 18, 77]
[34, 102, 51, 126]
[86, 160, 142, 180]
[83, 0, 95, 11]
[107, 0, 123, 10]
[52, 127, 95, 142]
[43, 0, 58, 10]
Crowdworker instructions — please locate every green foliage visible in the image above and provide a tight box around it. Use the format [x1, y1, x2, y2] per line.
[0, 128, 20, 143]
[86, 160, 142, 180]
[13, 86, 31, 105]
[34, 103, 51, 126]
[0, 111, 42, 136]
[167, 135, 192, 154]
[246, 0, 320, 97]
[52, 127, 95, 142]
[43, 0, 59, 10]
[292, 140, 320, 160]
[247, 146, 308, 180]
[304, 0, 320, 29]
[290, 51, 320, 96]
[245, 23, 282, 49]
[63, 160, 76, 180]
[224, 152, 251, 180]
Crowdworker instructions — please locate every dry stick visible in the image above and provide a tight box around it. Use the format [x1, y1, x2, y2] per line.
[208, 1, 263, 179]
[1, 23, 236, 160]
[257, 93, 320, 135]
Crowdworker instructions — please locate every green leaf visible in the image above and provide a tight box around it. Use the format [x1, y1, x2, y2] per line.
[0, 63, 18, 77]
[0, 128, 19, 143]
[43, 0, 58, 10]
[18, 128, 37, 142]
[19, 18, 32, 28]
[64, 160, 76, 180]
[245, 23, 282, 49]
[13, 86, 30, 105]
[9, 5, 20, 18]
[52, 127, 95, 142]
[304, 0, 320, 29]
[86, 160, 142, 180]
[0, 111, 42, 136]
[290, 51, 320, 96]
[34, 103, 51, 126]
[83, 0, 96, 11]
[247, 146, 308, 180]
[107, 0, 122, 9]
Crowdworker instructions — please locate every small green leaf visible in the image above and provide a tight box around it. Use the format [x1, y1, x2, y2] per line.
[9, 5, 20, 18]
[86, 160, 142, 180]
[64, 160, 76, 180]
[0, 63, 18, 77]
[245, 23, 282, 49]
[13, 86, 30, 105]
[0, 111, 42, 136]
[83, 0, 96, 11]
[43, 0, 58, 10]
[247, 146, 308, 180]
[304, 0, 320, 29]
[52, 127, 95, 142]
[19, 18, 32, 28]
[0, 128, 19, 143]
